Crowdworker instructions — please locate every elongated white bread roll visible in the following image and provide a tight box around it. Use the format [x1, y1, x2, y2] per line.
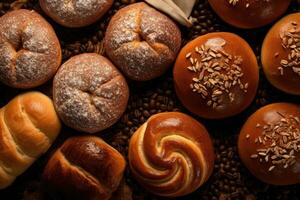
[0, 92, 61, 189]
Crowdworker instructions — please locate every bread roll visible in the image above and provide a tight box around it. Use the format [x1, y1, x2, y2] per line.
[208, 0, 292, 29]
[53, 53, 129, 134]
[43, 136, 126, 200]
[173, 32, 259, 119]
[0, 9, 61, 89]
[261, 13, 300, 95]
[0, 92, 61, 189]
[39, 0, 114, 28]
[104, 2, 182, 81]
[238, 103, 300, 185]
[128, 112, 215, 197]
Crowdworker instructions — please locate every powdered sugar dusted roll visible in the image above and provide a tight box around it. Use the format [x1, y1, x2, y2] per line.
[128, 112, 214, 197]
[0, 9, 61, 89]
[53, 53, 129, 134]
[39, 0, 114, 27]
[104, 2, 181, 81]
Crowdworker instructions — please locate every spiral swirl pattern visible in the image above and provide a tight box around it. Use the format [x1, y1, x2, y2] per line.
[128, 112, 214, 197]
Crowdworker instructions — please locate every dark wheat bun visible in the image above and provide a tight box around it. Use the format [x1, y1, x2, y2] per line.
[39, 0, 114, 28]
[43, 136, 126, 200]
[238, 103, 300, 185]
[104, 2, 182, 81]
[208, 0, 292, 29]
[0, 9, 61, 88]
[173, 32, 259, 119]
[53, 53, 129, 134]
[261, 13, 300, 95]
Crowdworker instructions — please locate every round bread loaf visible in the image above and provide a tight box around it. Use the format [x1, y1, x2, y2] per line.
[53, 53, 129, 134]
[173, 32, 259, 119]
[238, 103, 300, 185]
[39, 0, 114, 28]
[261, 13, 300, 95]
[208, 0, 292, 29]
[104, 2, 182, 81]
[128, 112, 215, 197]
[0, 9, 61, 89]
[43, 136, 126, 200]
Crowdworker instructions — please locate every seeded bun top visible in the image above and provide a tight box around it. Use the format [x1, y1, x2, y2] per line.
[238, 103, 300, 185]
[208, 0, 292, 29]
[262, 13, 300, 95]
[173, 32, 259, 119]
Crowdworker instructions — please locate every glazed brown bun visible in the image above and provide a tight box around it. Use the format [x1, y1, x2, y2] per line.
[43, 136, 126, 200]
[262, 13, 300, 95]
[208, 0, 292, 29]
[53, 53, 129, 134]
[104, 2, 182, 81]
[128, 112, 214, 197]
[238, 103, 300, 185]
[0, 92, 61, 189]
[0, 9, 61, 89]
[39, 0, 114, 28]
[173, 32, 259, 119]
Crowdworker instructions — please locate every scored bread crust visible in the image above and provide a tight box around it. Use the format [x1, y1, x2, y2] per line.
[104, 2, 182, 81]
[0, 9, 61, 89]
[39, 0, 114, 28]
[53, 53, 129, 134]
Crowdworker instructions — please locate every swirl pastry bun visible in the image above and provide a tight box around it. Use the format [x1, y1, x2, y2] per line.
[53, 53, 129, 134]
[0, 9, 61, 89]
[104, 2, 182, 81]
[43, 136, 126, 200]
[128, 112, 215, 197]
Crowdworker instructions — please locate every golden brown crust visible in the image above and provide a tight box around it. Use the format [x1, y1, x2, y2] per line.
[238, 103, 300, 185]
[0, 9, 62, 88]
[0, 92, 61, 189]
[104, 2, 181, 81]
[53, 53, 129, 134]
[128, 112, 214, 197]
[43, 136, 126, 200]
[173, 32, 259, 119]
[39, 0, 114, 28]
[208, 0, 292, 29]
[262, 13, 300, 95]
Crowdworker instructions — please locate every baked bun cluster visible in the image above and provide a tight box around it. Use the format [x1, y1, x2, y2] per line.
[0, 92, 61, 189]
[43, 136, 126, 200]
[39, 0, 114, 27]
[53, 53, 129, 134]
[262, 13, 300, 95]
[238, 103, 300, 185]
[0, 9, 61, 88]
[128, 112, 214, 197]
[208, 0, 292, 29]
[174, 32, 259, 119]
[104, 2, 181, 81]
